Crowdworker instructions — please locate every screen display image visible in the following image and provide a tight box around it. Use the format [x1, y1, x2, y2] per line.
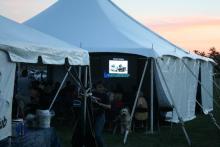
[109, 60, 128, 74]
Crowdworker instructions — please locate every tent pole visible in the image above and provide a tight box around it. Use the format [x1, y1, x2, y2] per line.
[78, 66, 82, 95]
[79, 66, 82, 80]
[65, 67, 82, 90]
[83, 66, 88, 147]
[182, 61, 220, 109]
[150, 59, 154, 134]
[49, 66, 72, 110]
[89, 65, 93, 90]
[155, 60, 192, 146]
[123, 59, 148, 144]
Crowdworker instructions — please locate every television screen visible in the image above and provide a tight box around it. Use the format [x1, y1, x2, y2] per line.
[109, 60, 128, 74]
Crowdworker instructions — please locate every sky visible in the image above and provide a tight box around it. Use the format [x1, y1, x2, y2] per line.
[0, 0, 220, 53]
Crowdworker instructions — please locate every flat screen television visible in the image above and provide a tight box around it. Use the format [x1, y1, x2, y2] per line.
[109, 60, 128, 74]
[104, 59, 129, 78]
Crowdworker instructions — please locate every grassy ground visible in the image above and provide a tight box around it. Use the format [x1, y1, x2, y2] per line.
[54, 94, 220, 147]
[54, 108, 220, 147]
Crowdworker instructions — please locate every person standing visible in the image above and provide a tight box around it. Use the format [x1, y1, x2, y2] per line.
[93, 81, 111, 147]
[15, 69, 31, 117]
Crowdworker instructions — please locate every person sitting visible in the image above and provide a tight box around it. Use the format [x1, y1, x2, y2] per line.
[134, 92, 148, 129]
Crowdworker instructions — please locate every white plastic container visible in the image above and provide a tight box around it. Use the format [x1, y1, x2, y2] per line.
[36, 110, 54, 128]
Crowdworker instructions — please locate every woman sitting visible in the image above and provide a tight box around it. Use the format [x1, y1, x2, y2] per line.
[134, 92, 148, 128]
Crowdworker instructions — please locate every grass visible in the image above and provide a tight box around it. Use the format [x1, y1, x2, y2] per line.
[54, 93, 220, 147]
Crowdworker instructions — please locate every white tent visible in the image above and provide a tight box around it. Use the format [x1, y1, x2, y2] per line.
[0, 16, 90, 141]
[25, 0, 212, 61]
[25, 0, 216, 144]
[25, 0, 214, 119]
[0, 15, 89, 65]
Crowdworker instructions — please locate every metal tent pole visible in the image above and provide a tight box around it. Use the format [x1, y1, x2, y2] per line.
[89, 65, 93, 90]
[78, 66, 82, 95]
[155, 60, 192, 146]
[150, 59, 154, 134]
[65, 67, 82, 90]
[49, 66, 72, 110]
[83, 66, 88, 147]
[123, 59, 148, 144]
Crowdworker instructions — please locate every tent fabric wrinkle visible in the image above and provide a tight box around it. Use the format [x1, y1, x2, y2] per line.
[201, 62, 214, 114]
[155, 57, 200, 123]
[0, 16, 89, 65]
[0, 51, 16, 140]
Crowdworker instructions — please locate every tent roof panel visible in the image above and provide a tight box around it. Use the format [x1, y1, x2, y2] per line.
[25, 0, 213, 62]
[0, 16, 89, 65]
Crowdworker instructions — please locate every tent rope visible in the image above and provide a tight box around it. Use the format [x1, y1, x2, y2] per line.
[155, 60, 192, 147]
[208, 113, 220, 130]
[65, 66, 85, 90]
[182, 61, 220, 109]
[49, 66, 72, 110]
[213, 76, 220, 100]
[195, 100, 220, 131]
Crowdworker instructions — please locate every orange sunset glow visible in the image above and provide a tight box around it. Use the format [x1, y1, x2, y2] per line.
[144, 17, 220, 53]
[0, 0, 220, 53]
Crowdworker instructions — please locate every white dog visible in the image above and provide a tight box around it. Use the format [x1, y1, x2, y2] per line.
[113, 108, 131, 135]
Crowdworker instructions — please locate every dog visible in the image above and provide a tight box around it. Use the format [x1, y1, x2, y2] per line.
[113, 108, 131, 135]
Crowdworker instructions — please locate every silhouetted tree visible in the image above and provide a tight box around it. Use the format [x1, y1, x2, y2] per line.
[194, 47, 220, 75]
[193, 50, 206, 57]
[208, 47, 220, 74]
[208, 47, 220, 63]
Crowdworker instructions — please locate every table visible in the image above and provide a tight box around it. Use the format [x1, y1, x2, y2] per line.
[11, 128, 61, 147]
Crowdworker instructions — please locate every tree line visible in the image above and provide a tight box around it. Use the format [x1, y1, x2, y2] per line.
[194, 47, 220, 76]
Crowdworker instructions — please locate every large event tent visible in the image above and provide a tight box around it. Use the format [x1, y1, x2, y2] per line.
[25, 0, 216, 144]
[0, 16, 89, 141]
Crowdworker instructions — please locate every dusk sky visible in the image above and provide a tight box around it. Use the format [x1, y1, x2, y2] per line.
[0, 0, 220, 53]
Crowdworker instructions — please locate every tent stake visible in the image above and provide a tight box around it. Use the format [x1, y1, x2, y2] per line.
[155, 60, 192, 146]
[123, 59, 148, 144]
[49, 66, 72, 110]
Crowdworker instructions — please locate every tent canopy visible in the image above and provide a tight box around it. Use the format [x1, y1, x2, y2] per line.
[25, 0, 212, 62]
[0, 16, 89, 65]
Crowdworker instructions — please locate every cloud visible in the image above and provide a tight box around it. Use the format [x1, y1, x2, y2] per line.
[139, 16, 220, 27]
[138, 16, 220, 52]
